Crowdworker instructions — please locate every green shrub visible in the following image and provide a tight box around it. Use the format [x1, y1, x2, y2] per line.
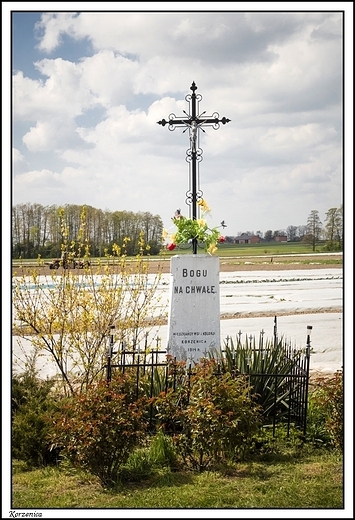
[48, 371, 150, 487]
[307, 370, 343, 450]
[12, 370, 59, 468]
[155, 359, 262, 471]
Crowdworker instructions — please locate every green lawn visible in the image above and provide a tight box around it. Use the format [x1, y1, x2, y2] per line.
[11, 450, 343, 510]
[12, 242, 342, 267]
[214, 242, 329, 256]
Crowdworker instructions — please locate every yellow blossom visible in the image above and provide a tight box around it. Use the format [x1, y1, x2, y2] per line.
[197, 199, 211, 213]
[162, 229, 169, 239]
[207, 243, 218, 255]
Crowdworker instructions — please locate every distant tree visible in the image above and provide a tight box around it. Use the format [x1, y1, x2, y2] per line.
[255, 230, 263, 238]
[12, 203, 164, 258]
[273, 230, 286, 238]
[305, 210, 322, 252]
[286, 225, 298, 242]
[297, 225, 307, 241]
[324, 205, 343, 251]
[264, 230, 273, 241]
[301, 233, 314, 248]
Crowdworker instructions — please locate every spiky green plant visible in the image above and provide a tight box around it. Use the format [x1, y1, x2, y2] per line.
[210, 334, 308, 424]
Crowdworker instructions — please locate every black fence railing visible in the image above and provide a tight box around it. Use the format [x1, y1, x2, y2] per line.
[105, 318, 312, 437]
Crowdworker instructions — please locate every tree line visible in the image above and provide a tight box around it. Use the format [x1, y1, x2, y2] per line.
[12, 203, 164, 259]
[227, 206, 343, 252]
[303, 206, 343, 251]
[12, 203, 343, 259]
[263, 206, 343, 250]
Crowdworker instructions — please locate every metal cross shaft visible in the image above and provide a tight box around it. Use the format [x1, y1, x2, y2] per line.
[157, 81, 231, 253]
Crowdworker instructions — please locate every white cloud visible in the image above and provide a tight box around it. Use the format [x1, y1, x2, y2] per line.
[12, 148, 28, 174]
[10, 9, 346, 234]
[35, 12, 81, 53]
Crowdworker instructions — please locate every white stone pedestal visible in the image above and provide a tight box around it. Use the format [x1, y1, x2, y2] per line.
[167, 254, 220, 362]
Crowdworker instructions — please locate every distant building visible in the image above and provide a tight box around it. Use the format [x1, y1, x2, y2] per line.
[274, 235, 288, 242]
[234, 233, 261, 244]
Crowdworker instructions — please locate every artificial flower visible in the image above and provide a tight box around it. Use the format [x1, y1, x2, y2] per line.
[196, 218, 206, 226]
[197, 199, 211, 213]
[207, 243, 218, 255]
[164, 200, 225, 255]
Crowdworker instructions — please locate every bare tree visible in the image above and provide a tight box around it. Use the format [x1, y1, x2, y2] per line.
[286, 225, 298, 242]
[264, 230, 273, 241]
[305, 210, 322, 252]
[324, 205, 343, 251]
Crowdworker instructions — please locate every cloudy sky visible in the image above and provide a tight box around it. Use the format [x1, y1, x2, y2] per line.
[7, 4, 352, 237]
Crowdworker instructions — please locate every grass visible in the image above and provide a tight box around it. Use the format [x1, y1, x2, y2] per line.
[162, 241, 341, 258]
[11, 449, 343, 509]
[12, 243, 342, 268]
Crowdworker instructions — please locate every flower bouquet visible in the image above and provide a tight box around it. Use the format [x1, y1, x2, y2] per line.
[164, 199, 226, 255]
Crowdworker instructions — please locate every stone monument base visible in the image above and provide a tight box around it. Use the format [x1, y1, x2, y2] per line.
[167, 254, 220, 362]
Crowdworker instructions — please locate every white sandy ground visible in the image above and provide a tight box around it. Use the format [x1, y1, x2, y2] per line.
[12, 268, 345, 377]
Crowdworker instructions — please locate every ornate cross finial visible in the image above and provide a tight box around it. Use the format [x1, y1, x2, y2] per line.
[190, 81, 198, 93]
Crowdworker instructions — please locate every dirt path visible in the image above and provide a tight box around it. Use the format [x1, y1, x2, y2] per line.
[12, 254, 342, 277]
[149, 255, 342, 274]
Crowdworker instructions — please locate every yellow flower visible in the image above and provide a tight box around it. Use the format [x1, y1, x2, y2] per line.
[162, 229, 169, 239]
[207, 243, 218, 255]
[197, 199, 211, 214]
[196, 218, 206, 226]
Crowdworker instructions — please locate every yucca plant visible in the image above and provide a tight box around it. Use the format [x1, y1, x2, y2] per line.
[210, 334, 308, 425]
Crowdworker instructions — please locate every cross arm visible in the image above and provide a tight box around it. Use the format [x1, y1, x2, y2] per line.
[157, 118, 191, 127]
[196, 117, 231, 125]
[157, 116, 231, 127]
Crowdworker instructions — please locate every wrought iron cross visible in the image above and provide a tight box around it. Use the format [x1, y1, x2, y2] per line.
[157, 81, 230, 253]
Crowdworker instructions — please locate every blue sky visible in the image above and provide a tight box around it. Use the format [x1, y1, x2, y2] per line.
[5, 3, 353, 238]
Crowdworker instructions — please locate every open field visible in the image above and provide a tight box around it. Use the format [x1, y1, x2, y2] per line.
[12, 252, 342, 276]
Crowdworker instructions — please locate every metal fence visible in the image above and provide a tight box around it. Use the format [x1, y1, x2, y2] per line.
[105, 317, 312, 437]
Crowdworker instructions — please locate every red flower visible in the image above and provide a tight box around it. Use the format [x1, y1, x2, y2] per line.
[218, 236, 226, 243]
[167, 243, 177, 251]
